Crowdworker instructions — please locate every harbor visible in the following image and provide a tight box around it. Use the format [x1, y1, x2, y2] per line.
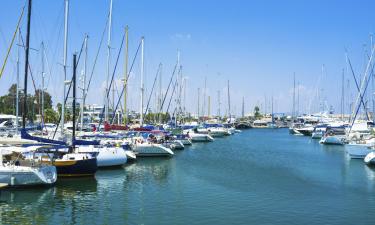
[1, 129, 375, 225]
[1, 0, 375, 224]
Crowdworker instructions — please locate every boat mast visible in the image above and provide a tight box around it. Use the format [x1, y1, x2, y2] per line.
[297, 81, 300, 116]
[208, 96, 211, 118]
[105, 0, 113, 122]
[158, 63, 163, 124]
[16, 28, 20, 133]
[140, 37, 145, 126]
[183, 77, 186, 121]
[242, 96, 244, 118]
[81, 34, 88, 131]
[123, 25, 129, 125]
[271, 96, 274, 123]
[227, 80, 231, 122]
[178, 52, 183, 123]
[197, 88, 200, 121]
[341, 68, 344, 120]
[372, 34, 375, 122]
[72, 53, 77, 146]
[264, 95, 267, 115]
[203, 77, 206, 117]
[61, 0, 69, 134]
[41, 42, 45, 128]
[22, 0, 32, 129]
[217, 90, 221, 119]
[292, 72, 295, 119]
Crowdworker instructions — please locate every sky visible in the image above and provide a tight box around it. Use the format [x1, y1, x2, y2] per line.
[1, 0, 375, 117]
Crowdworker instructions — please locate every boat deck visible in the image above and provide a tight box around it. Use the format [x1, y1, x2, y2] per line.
[0, 183, 8, 189]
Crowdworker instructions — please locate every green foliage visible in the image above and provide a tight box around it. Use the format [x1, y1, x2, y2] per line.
[56, 102, 80, 122]
[144, 112, 171, 124]
[0, 83, 54, 123]
[254, 106, 262, 119]
[44, 108, 59, 123]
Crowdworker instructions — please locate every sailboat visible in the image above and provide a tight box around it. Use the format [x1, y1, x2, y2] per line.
[23, 53, 98, 177]
[0, 146, 57, 186]
[267, 97, 278, 128]
[183, 128, 214, 142]
[364, 151, 375, 166]
[0, 0, 58, 187]
[51, 53, 98, 177]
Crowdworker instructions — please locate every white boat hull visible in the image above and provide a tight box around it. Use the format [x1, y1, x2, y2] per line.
[364, 152, 375, 166]
[209, 131, 226, 137]
[178, 139, 192, 145]
[0, 165, 57, 186]
[133, 144, 174, 157]
[346, 146, 373, 159]
[320, 135, 346, 145]
[78, 146, 127, 167]
[311, 131, 324, 139]
[189, 133, 214, 142]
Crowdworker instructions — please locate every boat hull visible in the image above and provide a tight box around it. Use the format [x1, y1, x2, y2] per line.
[133, 144, 174, 157]
[320, 135, 346, 145]
[364, 152, 375, 166]
[78, 147, 127, 167]
[178, 139, 192, 145]
[298, 129, 313, 136]
[0, 165, 57, 186]
[346, 146, 373, 159]
[189, 134, 214, 142]
[54, 158, 98, 177]
[311, 131, 323, 139]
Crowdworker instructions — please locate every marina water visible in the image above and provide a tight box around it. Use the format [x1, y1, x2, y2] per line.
[1, 129, 375, 225]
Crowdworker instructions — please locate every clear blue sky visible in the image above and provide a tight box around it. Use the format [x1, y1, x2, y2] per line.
[1, 0, 375, 116]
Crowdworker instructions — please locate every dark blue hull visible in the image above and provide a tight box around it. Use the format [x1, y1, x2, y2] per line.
[55, 158, 98, 177]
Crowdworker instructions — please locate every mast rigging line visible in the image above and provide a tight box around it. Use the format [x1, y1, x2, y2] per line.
[166, 67, 182, 116]
[109, 38, 142, 124]
[113, 81, 124, 115]
[19, 28, 38, 97]
[347, 54, 370, 120]
[143, 63, 162, 120]
[52, 36, 86, 139]
[98, 34, 125, 128]
[160, 62, 178, 112]
[82, 14, 109, 106]
[0, 3, 25, 79]
[348, 49, 375, 134]
[166, 79, 178, 117]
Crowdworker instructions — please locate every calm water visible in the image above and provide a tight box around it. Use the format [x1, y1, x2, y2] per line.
[1, 129, 375, 225]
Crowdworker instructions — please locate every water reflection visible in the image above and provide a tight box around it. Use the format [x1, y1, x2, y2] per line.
[95, 168, 127, 189]
[0, 187, 55, 224]
[0, 177, 98, 225]
[55, 176, 98, 196]
[364, 165, 375, 182]
[125, 158, 172, 185]
[2, 129, 375, 225]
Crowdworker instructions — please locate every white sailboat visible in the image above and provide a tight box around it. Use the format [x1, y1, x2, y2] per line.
[183, 129, 214, 142]
[0, 0, 58, 187]
[0, 146, 57, 187]
[364, 151, 375, 166]
[130, 137, 174, 157]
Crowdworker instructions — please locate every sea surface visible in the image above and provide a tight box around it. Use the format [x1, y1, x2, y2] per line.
[1, 129, 375, 225]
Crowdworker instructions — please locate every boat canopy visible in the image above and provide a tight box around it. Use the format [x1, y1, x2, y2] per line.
[21, 129, 66, 145]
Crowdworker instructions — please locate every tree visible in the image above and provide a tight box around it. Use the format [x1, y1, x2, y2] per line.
[144, 112, 171, 124]
[254, 106, 262, 119]
[0, 84, 54, 123]
[34, 89, 53, 110]
[44, 108, 59, 123]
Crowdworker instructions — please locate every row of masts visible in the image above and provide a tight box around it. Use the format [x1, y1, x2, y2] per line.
[13, 0, 248, 130]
